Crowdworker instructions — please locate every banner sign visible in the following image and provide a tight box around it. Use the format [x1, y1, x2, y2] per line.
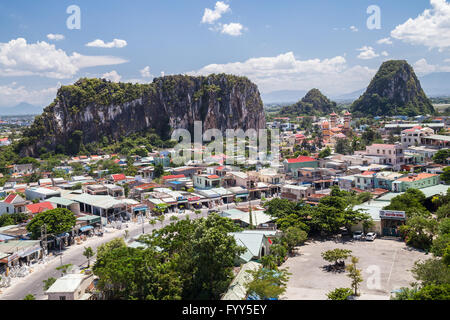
[379, 210, 406, 220]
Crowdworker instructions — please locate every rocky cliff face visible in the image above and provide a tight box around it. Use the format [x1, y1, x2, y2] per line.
[19, 74, 266, 156]
[351, 60, 435, 116]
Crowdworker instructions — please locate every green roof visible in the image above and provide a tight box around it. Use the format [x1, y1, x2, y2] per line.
[47, 197, 77, 206]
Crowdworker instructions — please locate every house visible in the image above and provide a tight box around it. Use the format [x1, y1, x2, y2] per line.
[10, 164, 34, 175]
[45, 273, 95, 300]
[193, 174, 221, 190]
[229, 232, 272, 264]
[25, 187, 61, 201]
[221, 208, 275, 229]
[364, 144, 405, 170]
[354, 171, 376, 191]
[280, 184, 314, 201]
[25, 201, 55, 215]
[0, 193, 27, 215]
[401, 126, 434, 148]
[283, 156, 319, 177]
[373, 172, 405, 191]
[392, 173, 440, 193]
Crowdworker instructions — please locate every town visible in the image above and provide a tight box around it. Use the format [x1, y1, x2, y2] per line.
[1, 0, 450, 305]
[0, 105, 449, 300]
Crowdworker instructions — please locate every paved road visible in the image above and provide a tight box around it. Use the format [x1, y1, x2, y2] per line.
[0, 200, 262, 300]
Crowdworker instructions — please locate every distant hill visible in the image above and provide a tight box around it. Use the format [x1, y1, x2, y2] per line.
[0, 102, 43, 116]
[351, 60, 435, 117]
[278, 89, 337, 117]
[420, 72, 450, 97]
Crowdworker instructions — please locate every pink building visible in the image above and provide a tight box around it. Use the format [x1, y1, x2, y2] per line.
[365, 144, 405, 170]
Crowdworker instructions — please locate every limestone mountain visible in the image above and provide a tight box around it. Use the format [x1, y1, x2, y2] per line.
[351, 60, 435, 117]
[18, 74, 266, 156]
[279, 89, 337, 116]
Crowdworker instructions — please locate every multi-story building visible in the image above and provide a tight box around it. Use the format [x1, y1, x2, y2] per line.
[401, 126, 434, 148]
[365, 144, 405, 170]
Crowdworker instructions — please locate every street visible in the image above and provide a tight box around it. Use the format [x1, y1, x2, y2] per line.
[0, 199, 262, 300]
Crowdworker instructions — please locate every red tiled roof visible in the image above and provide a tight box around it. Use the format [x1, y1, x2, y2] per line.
[286, 156, 317, 164]
[361, 171, 376, 176]
[207, 175, 220, 179]
[4, 194, 17, 204]
[111, 174, 126, 181]
[397, 173, 438, 182]
[26, 202, 54, 214]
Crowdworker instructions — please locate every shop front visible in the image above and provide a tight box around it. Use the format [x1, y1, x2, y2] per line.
[380, 210, 406, 237]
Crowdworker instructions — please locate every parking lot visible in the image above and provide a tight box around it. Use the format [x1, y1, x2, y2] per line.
[281, 238, 431, 300]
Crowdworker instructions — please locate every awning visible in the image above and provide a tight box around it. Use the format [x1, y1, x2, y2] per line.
[79, 226, 94, 232]
[235, 194, 248, 198]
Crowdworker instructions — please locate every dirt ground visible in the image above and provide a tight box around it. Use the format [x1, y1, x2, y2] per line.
[280, 238, 431, 300]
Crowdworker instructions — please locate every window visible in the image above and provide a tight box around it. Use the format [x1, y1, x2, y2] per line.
[59, 296, 66, 300]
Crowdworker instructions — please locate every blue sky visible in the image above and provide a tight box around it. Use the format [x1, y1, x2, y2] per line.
[1, 0, 450, 107]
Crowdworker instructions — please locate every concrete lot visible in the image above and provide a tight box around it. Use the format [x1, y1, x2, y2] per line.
[281, 238, 431, 300]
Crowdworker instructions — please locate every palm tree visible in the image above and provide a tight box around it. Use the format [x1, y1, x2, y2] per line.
[83, 247, 94, 268]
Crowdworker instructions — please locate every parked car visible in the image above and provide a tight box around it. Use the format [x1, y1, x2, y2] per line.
[353, 231, 364, 240]
[365, 232, 377, 241]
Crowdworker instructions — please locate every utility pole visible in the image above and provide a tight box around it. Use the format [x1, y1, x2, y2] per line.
[40, 224, 47, 258]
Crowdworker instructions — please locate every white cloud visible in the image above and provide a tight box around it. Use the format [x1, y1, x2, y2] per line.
[221, 23, 244, 36]
[189, 52, 376, 96]
[357, 46, 380, 60]
[350, 26, 359, 32]
[377, 37, 393, 45]
[102, 70, 122, 82]
[201, 1, 230, 24]
[381, 51, 389, 57]
[391, 0, 450, 51]
[413, 58, 450, 75]
[46, 34, 65, 41]
[140, 66, 151, 78]
[414, 58, 437, 75]
[0, 38, 128, 79]
[0, 82, 59, 108]
[85, 39, 127, 48]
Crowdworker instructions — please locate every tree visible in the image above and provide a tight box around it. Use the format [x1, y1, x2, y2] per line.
[93, 245, 182, 300]
[321, 249, 352, 269]
[346, 256, 363, 296]
[96, 238, 127, 261]
[153, 163, 164, 178]
[83, 247, 95, 268]
[280, 227, 307, 254]
[245, 268, 290, 300]
[318, 147, 331, 158]
[43, 277, 57, 291]
[23, 294, 35, 300]
[412, 284, 450, 300]
[384, 189, 430, 218]
[56, 264, 73, 277]
[26, 208, 76, 240]
[441, 167, 450, 184]
[411, 258, 450, 286]
[399, 216, 438, 250]
[327, 288, 353, 300]
[335, 139, 352, 155]
[140, 214, 244, 300]
[432, 149, 450, 164]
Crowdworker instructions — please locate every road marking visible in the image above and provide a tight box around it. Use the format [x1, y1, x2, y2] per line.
[386, 248, 398, 288]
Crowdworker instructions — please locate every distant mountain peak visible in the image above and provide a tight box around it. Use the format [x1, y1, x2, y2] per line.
[351, 60, 435, 117]
[278, 88, 337, 116]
